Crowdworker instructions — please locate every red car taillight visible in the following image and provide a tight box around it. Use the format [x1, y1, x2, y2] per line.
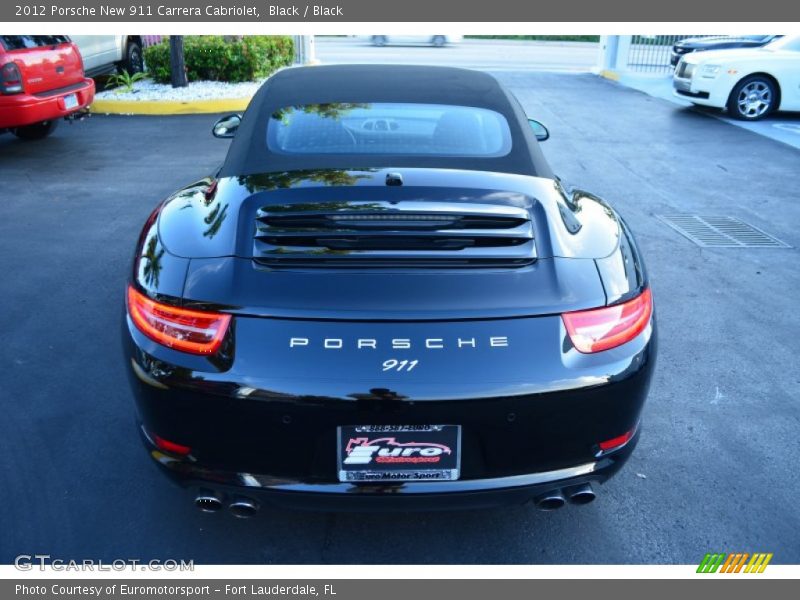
[126, 285, 231, 355]
[1, 62, 23, 94]
[562, 288, 653, 354]
[71, 42, 85, 74]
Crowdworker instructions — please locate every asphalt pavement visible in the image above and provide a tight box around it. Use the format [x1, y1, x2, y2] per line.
[1, 70, 798, 564]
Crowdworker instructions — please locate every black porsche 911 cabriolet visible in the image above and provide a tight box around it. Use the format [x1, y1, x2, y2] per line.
[123, 65, 656, 516]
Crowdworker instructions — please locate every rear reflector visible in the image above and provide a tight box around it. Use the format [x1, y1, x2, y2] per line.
[152, 434, 191, 456]
[598, 427, 637, 453]
[562, 288, 653, 353]
[126, 285, 231, 355]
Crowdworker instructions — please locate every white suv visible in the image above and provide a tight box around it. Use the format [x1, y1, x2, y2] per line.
[70, 35, 145, 77]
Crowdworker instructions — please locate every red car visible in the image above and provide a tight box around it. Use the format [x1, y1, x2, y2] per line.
[0, 35, 95, 140]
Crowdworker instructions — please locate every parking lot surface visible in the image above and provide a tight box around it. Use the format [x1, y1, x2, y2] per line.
[1, 71, 798, 564]
[616, 73, 800, 150]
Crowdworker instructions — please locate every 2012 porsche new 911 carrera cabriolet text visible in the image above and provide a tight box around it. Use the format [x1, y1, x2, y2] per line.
[123, 65, 656, 516]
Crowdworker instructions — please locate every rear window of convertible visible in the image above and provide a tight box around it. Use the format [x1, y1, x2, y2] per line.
[267, 103, 513, 157]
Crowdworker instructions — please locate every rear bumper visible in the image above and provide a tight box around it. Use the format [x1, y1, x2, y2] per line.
[143, 425, 640, 511]
[125, 310, 656, 510]
[0, 78, 95, 128]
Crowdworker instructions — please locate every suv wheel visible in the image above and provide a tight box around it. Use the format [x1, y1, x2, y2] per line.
[120, 41, 144, 74]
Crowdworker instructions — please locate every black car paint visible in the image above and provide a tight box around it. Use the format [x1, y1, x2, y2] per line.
[124, 66, 655, 511]
[125, 166, 655, 510]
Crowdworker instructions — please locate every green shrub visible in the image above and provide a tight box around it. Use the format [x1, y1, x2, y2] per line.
[143, 36, 294, 83]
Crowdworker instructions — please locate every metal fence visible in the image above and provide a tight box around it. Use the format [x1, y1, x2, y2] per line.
[627, 35, 711, 72]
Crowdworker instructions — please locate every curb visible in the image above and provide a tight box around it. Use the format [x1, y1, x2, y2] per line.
[598, 69, 621, 82]
[90, 96, 251, 115]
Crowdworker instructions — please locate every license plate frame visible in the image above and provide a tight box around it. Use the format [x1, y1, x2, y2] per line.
[337, 424, 461, 483]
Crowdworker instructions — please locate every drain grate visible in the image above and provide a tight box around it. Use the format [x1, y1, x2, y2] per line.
[656, 214, 791, 248]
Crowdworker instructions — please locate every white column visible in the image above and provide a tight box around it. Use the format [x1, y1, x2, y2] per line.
[597, 35, 617, 71]
[293, 36, 317, 65]
[306, 35, 316, 64]
[614, 36, 633, 72]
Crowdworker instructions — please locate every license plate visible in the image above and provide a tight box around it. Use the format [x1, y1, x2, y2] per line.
[63, 93, 78, 110]
[338, 424, 461, 483]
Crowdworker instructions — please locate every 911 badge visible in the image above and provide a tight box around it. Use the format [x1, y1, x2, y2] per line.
[338, 425, 461, 482]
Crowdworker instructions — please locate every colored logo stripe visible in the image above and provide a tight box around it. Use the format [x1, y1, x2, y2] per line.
[697, 553, 772, 573]
[697, 553, 725, 573]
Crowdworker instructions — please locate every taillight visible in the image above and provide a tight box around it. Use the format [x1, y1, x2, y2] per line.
[126, 285, 231, 355]
[1, 62, 23, 94]
[562, 288, 653, 354]
[72, 43, 85, 73]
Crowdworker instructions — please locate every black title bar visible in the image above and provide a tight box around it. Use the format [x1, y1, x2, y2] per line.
[3, 0, 800, 22]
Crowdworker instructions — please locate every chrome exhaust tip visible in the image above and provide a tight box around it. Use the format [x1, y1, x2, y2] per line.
[565, 483, 596, 505]
[194, 490, 224, 513]
[534, 490, 566, 511]
[229, 497, 259, 519]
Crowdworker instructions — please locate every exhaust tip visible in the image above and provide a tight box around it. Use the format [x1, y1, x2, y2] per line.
[565, 483, 596, 505]
[229, 497, 259, 519]
[194, 491, 224, 513]
[534, 490, 566, 511]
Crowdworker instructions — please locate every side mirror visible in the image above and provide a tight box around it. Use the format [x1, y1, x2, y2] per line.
[528, 119, 550, 142]
[212, 114, 242, 138]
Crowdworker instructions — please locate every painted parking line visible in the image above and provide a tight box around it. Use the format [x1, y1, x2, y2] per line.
[722, 118, 800, 149]
[773, 123, 800, 134]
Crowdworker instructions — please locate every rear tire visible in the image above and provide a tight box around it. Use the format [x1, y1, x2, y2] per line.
[372, 36, 387, 47]
[432, 36, 446, 47]
[13, 120, 59, 140]
[726, 75, 778, 121]
[120, 40, 144, 74]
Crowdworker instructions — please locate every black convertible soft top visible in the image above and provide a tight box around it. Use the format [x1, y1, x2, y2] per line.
[219, 64, 553, 179]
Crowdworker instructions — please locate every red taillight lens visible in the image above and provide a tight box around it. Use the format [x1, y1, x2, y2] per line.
[1, 62, 23, 94]
[562, 288, 653, 354]
[72, 43, 85, 73]
[126, 285, 231, 355]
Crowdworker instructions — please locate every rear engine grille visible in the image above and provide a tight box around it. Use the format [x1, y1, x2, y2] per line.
[253, 204, 536, 268]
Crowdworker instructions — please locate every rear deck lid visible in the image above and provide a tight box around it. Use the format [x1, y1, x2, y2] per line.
[0, 35, 84, 95]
